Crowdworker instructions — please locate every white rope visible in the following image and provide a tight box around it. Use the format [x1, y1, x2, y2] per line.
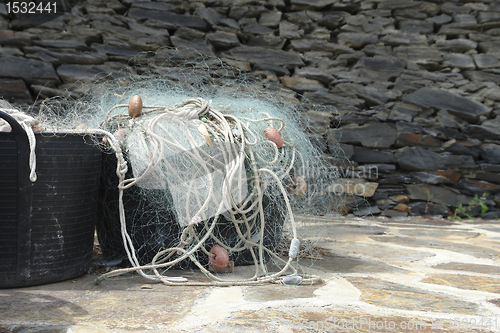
[1, 108, 39, 182]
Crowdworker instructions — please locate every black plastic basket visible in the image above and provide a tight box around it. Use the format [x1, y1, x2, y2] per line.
[0, 111, 102, 288]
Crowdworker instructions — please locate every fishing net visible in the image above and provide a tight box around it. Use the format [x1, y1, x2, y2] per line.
[1, 47, 344, 286]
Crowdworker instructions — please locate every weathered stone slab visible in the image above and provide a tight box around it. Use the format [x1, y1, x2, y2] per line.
[474, 170, 500, 184]
[352, 205, 381, 216]
[242, 24, 274, 35]
[404, 87, 491, 123]
[380, 33, 428, 46]
[259, 11, 282, 28]
[279, 20, 303, 39]
[91, 44, 140, 57]
[443, 53, 476, 70]
[56, 65, 107, 84]
[294, 67, 335, 85]
[221, 46, 304, 69]
[170, 36, 214, 56]
[288, 39, 354, 54]
[25, 46, 107, 65]
[128, 8, 208, 31]
[0, 79, 32, 103]
[396, 147, 476, 171]
[0, 57, 59, 84]
[337, 83, 402, 105]
[396, 132, 442, 148]
[0, 31, 36, 47]
[337, 32, 378, 49]
[353, 56, 406, 81]
[331, 122, 397, 148]
[399, 20, 434, 34]
[173, 27, 205, 40]
[465, 125, 500, 141]
[280, 76, 326, 94]
[206, 31, 240, 51]
[458, 179, 500, 194]
[372, 235, 500, 259]
[423, 274, 500, 294]
[290, 0, 337, 11]
[346, 276, 478, 315]
[464, 70, 500, 85]
[439, 22, 480, 36]
[252, 63, 289, 76]
[352, 147, 397, 164]
[434, 262, 500, 275]
[318, 12, 347, 30]
[394, 46, 442, 67]
[480, 144, 500, 164]
[436, 39, 478, 53]
[130, 2, 176, 12]
[304, 90, 365, 107]
[411, 171, 453, 185]
[303, 110, 334, 134]
[195, 8, 221, 28]
[473, 54, 500, 69]
[405, 184, 470, 206]
[247, 34, 285, 48]
[442, 139, 481, 157]
[408, 201, 450, 216]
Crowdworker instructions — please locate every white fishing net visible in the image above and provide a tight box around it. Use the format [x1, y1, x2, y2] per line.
[1, 47, 344, 286]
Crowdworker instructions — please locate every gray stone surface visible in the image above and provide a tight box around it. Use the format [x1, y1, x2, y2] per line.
[353, 56, 406, 81]
[405, 184, 470, 207]
[396, 147, 476, 171]
[331, 122, 397, 148]
[0, 57, 59, 84]
[3, 215, 500, 332]
[221, 46, 304, 69]
[352, 147, 397, 164]
[404, 87, 491, 123]
[0, 0, 499, 217]
[481, 143, 500, 164]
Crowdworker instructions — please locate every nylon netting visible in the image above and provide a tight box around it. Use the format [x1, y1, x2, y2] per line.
[0, 47, 347, 286]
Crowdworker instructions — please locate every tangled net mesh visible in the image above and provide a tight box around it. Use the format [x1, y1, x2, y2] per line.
[1, 47, 345, 286]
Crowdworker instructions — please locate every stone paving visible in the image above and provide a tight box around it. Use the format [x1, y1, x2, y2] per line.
[2, 215, 500, 332]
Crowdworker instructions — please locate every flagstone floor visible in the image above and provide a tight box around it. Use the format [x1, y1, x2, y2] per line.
[2, 215, 500, 332]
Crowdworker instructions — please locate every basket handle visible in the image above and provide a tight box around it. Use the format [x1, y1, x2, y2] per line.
[0, 110, 26, 134]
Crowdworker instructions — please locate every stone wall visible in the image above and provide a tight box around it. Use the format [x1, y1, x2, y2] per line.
[1, 0, 500, 218]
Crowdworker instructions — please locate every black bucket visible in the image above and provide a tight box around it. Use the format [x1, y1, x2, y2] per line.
[0, 111, 102, 288]
[96, 150, 285, 268]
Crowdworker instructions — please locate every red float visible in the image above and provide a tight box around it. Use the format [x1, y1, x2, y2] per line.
[264, 126, 284, 148]
[209, 244, 230, 272]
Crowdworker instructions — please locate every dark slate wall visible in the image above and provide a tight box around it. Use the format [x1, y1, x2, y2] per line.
[1, 0, 500, 218]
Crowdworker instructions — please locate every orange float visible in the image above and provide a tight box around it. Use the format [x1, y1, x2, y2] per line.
[128, 95, 143, 118]
[264, 126, 284, 148]
[209, 244, 230, 272]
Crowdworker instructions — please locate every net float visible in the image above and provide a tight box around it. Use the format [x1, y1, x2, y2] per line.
[75, 123, 88, 132]
[209, 244, 230, 272]
[287, 176, 307, 197]
[113, 128, 128, 143]
[128, 95, 143, 118]
[264, 126, 283, 148]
